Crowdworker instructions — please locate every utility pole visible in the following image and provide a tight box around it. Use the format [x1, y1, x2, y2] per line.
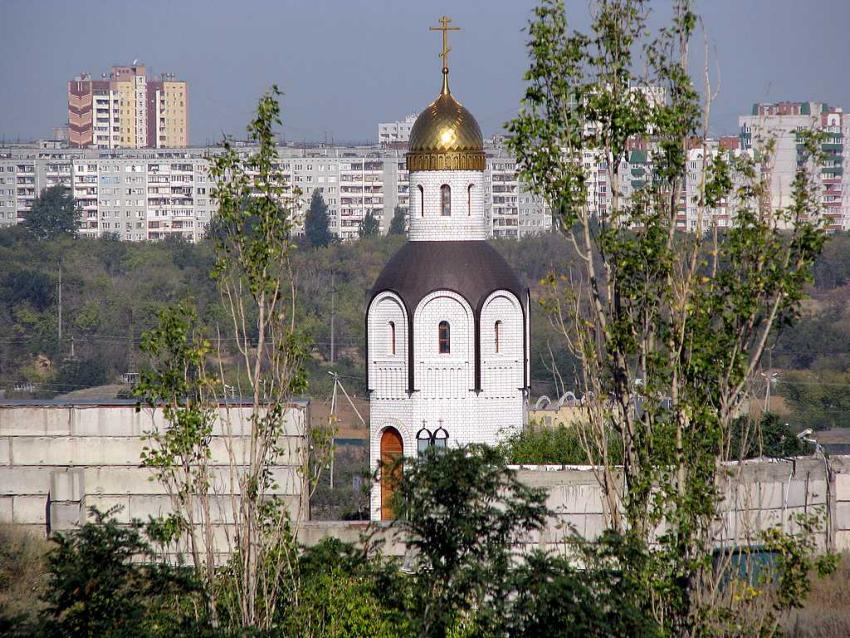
[57, 264, 62, 351]
[329, 375, 338, 490]
[327, 372, 367, 490]
[330, 270, 336, 364]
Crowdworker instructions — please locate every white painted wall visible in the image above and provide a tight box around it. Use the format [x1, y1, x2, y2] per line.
[408, 170, 487, 240]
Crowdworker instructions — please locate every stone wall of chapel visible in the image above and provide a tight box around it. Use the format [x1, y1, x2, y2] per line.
[480, 291, 524, 400]
[367, 292, 408, 399]
[414, 291, 474, 402]
[408, 170, 487, 241]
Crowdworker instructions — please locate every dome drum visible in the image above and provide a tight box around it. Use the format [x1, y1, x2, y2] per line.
[406, 150, 485, 172]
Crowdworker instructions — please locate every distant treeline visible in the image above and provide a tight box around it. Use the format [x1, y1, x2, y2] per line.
[2, 224, 850, 427]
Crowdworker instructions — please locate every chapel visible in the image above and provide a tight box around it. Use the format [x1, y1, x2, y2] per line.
[366, 17, 530, 520]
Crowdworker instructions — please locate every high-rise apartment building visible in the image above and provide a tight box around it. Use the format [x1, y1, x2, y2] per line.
[378, 114, 417, 145]
[740, 102, 848, 230]
[0, 143, 552, 241]
[68, 63, 188, 150]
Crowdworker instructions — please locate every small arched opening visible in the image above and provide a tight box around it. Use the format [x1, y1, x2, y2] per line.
[418, 184, 424, 217]
[438, 321, 450, 354]
[440, 184, 451, 216]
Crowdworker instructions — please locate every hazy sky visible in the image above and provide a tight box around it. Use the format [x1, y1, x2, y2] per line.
[1, 0, 848, 145]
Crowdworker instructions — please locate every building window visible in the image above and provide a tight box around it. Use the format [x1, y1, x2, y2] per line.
[438, 321, 450, 354]
[416, 428, 432, 456]
[418, 184, 424, 217]
[495, 320, 502, 353]
[467, 184, 474, 215]
[417, 425, 449, 455]
[440, 184, 451, 216]
[389, 321, 396, 355]
[433, 426, 448, 450]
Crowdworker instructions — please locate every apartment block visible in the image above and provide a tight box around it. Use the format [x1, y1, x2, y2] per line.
[740, 102, 848, 230]
[0, 144, 553, 242]
[486, 149, 552, 237]
[68, 63, 188, 150]
[378, 114, 417, 145]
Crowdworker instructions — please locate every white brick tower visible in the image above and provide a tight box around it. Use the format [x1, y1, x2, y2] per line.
[366, 17, 530, 520]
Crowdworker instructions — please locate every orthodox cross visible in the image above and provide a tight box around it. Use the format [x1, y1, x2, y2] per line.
[430, 16, 460, 70]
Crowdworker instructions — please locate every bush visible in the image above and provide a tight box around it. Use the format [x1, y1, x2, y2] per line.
[36, 509, 208, 638]
[502, 421, 622, 465]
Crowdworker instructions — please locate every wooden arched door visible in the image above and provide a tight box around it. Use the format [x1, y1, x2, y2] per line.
[380, 427, 404, 520]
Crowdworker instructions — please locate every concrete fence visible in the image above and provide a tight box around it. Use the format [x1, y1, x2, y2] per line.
[0, 400, 309, 559]
[4, 400, 850, 560]
[300, 456, 850, 555]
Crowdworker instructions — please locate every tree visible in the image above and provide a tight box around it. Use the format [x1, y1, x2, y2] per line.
[136, 86, 320, 632]
[304, 189, 333, 247]
[359, 210, 380, 238]
[393, 445, 655, 637]
[387, 205, 408, 235]
[729, 412, 813, 459]
[507, 0, 831, 633]
[37, 508, 204, 638]
[394, 445, 546, 636]
[24, 185, 79, 240]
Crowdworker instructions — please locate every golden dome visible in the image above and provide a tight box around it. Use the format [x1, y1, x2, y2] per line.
[406, 70, 485, 171]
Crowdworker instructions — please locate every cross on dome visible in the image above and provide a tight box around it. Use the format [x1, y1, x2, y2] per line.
[429, 16, 460, 72]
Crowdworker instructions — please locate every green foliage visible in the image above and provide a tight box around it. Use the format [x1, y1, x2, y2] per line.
[304, 189, 333, 248]
[24, 185, 79, 240]
[782, 369, 850, 430]
[37, 508, 206, 638]
[2, 269, 54, 311]
[393, 444, 657, 637]
[395, 445, 548, 636]
[388, 205, 408, 235]
[503, 422, 623, 465]
[506, 544, 660, 638]
[284, 569, 398, 637]
[55, 357, 108, 393]
[729, 413, 813, 459]
[359, 210, 380, 238]
[760, 511, 839, 615]
[507, 0, 829, 633]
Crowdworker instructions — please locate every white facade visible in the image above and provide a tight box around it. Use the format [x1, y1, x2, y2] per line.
[740, 102, 849, 231]
[378, 114, 417, 145]
[367, 86, 530, 518]
[408, 170, 487, 240]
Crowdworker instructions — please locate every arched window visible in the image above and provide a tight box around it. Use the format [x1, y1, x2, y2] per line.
[495, 320, 502, 353]
[438, 321, 450, 354]
[416, 428, 432, 456]
[388, 321, 396, 355]
[440, 184, 451, 216]
[467, 184, 474, 216]
[418, 184, 424, 217]
[433, 426, 448, 451]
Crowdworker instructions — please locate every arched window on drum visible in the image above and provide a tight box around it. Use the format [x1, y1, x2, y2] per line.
[440, 184, 451, 216]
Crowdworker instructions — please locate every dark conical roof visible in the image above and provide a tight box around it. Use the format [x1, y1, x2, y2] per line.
[369, 240, 525, 313]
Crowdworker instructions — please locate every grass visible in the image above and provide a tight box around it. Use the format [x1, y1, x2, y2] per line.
[783, 553, 850, 637]
[0, 525, 51, 630]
